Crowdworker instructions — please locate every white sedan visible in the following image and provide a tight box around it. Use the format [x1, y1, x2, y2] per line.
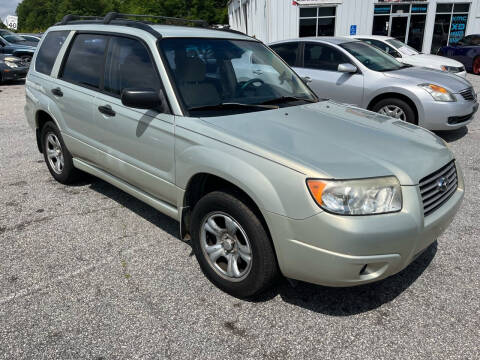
[352, 35, 467, 78]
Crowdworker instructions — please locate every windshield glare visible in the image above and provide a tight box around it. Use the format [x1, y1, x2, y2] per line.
[341, 41, 405, 72]
[160, 38, 316, 116]
[386, 39, 419, 55]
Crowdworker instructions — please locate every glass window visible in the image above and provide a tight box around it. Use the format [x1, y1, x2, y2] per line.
[61, 34, 108, 88]
[104, 37, 160, 96]
[374, 5, 391, 15]
[408, 15, 427, 51]
[372, 16, 390, 36]
[436, 4, 453, 13]
[300, 18, 317, 37]
[362, 39, 401, 58]
[341, 41, 404, 72]
[300, 8, 317, 17]
[453, 4, 470, 13]
[159, 38, 316, 116]
[431, 14, 452, 53]
[392, 4, 410, 14]
[270, 42, 299, 66]
[35, 31, 69, 76]
[304, 43, 350, 71]
[299, 6, 336, 37]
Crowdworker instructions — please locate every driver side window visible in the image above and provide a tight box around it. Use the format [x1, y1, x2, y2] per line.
[363, 39, 401, 58]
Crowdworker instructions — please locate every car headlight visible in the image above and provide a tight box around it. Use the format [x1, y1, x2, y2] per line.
[440, 65, 462, 73]
[5, 61, 18, 68]
[307, 176, 402, 215]
[419, 84, 456, 102]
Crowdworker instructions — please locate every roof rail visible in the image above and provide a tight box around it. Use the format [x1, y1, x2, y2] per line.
[60, 14, 103, 25]
[103, 12, 208, 27]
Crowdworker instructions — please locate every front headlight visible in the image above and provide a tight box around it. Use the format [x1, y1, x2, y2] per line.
[419, 83, 456, 102]
[5, 61, 18, 68]
[440, 65, 463, 73]
[307, 177, 402, 215]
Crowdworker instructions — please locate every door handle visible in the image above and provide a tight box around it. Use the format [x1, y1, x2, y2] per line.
[253, 69, 263, 75]
[51, 87, 63, 97]
[98, 105, 116, 117]
[302, 76, 312, 84]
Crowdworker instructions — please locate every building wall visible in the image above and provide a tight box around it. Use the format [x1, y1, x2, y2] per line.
[228, 0, 480, 53]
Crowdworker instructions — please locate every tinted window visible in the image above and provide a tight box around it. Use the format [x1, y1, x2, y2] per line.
[361, 39, 399, 57]
[104, 37, 160, 96]
[270, 43, 299, 66]
[341, 41, 404, 72]
[304, 43, 350, 71]
[35, 31, 69, 75]
[61, 34, 108, 88]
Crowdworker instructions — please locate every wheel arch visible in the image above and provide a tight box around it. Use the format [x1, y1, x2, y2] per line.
[35, 110, 60, 153]
[367, 92, 419, 125]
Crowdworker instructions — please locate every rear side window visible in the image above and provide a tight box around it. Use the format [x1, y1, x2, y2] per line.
[35, 31, 69, 75]
[60, 34, 108, 89]
[270, 43, 299, 66]
[104, 36, 160, 96]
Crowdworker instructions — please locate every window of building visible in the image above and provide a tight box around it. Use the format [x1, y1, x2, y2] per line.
[60, 34, 108, 89]
[431, 3, 470, 54]
[372, 3, 428, 51]
[299, 7, 336, 37]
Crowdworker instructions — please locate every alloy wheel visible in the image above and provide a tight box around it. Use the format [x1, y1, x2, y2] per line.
[45, 133, 64, 174]
[378, 105, 407, 121]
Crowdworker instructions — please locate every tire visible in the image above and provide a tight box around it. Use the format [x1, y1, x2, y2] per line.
[20, 55, 32, 66]
[472, 56, 480, 75]
[372, 97, 417, 125]
[41, 121, 81, 184]
[191, 191, 279, 298]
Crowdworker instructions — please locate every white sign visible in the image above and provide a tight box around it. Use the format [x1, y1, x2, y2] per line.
[4, 15, 18, 30]
[293, 0, 342, 6]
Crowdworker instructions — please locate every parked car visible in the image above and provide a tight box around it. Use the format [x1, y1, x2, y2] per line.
[438, 34, 480, 75]
[26, 14, 464, 298]
[4, 33, 41, 47]
[270, 37, 477, 130]
[0, 54, 29, 83]
[353, 35, 466, 78]
[0, 34, 36, 64]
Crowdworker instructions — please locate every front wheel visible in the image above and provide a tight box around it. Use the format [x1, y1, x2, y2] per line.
[191, 191, 279, 298]
[372, 98, 416, 125]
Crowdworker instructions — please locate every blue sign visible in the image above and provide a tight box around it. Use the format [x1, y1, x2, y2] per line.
[350, 25, 357, 35]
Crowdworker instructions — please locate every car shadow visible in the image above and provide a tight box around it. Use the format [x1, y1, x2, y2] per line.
[0, 79, 26, 86]
[434, 126, 468, 143]
[74, 176, 436, 314]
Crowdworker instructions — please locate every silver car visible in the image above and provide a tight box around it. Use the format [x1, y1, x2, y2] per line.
[270, 37, 478, 130]
[25, 15, 464, 298]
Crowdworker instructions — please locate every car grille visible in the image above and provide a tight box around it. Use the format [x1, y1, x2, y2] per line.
[460, 88, 476, 101]
[419, 161, 458, 217]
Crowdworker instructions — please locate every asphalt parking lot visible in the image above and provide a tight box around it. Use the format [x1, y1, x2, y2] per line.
[1, 77, 479, 359]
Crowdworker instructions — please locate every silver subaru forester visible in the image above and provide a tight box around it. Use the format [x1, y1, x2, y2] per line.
[25, 13, 464, 298]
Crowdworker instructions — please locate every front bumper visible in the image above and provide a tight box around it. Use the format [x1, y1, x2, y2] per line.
[265, 169, 464, 287]
[419, 95, 478, 131]
[1, 67, 29, 81]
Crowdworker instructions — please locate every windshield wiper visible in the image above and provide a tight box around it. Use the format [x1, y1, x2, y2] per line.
[259, 96, 318, 105]
[188, 102, 279, 112]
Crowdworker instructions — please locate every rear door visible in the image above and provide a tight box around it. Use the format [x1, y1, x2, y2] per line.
[92, 35, 176, 205]
[54, 33, 108, 164]
[295, 42, 364, 106]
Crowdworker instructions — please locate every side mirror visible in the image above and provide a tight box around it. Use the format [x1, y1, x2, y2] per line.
[338, 63, 357, 73]
[121, 88, 162, 110]
[302, 76, 312, 84]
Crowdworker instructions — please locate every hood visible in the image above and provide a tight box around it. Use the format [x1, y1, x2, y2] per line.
[401, 54, 464, 69]
[200, 101, 453, 185]
[384, 66, 471, 92]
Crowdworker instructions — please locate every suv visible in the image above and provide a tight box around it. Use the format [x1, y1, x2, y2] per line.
[25, 13, 464, 298]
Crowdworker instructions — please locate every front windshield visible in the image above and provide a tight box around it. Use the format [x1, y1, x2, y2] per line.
[386, 39, 419, 55]
[159, 38, 317, 116]
[340, 41, 405, 72]
[4, 35, 27, 44]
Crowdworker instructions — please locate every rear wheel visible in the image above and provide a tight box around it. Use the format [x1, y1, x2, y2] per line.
[191, 191, 279, 298]
[472, 57, 480, 75]
[41, 121, 81, 184]
[20, 55, 32, 66]
[372, 98, 416, 125]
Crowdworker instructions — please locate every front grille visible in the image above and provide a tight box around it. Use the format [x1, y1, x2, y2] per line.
[419, 161, 458, 216]
[460, 88, 476, 101]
